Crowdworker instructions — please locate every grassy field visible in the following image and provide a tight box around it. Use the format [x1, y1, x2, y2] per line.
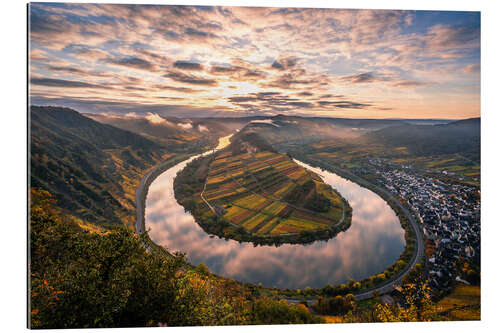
[432, 284, 480, 321]
[293, 138, 480, 187]
[204, 149, 346, 236]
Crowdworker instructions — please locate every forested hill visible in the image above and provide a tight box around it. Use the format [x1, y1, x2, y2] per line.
[86, 113, 255, 152]
[30, 106, 169, 228]
[32, 106, 163, 150]
[228, 130, 277, 154]
[363, 118, 480, 162]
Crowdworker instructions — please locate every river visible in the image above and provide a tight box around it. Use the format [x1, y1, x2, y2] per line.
[145, 135, 405, 289]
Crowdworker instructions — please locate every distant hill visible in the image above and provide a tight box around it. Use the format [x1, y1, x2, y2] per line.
[86, 114, 255, 151]
[231, 115, 411, 146]
[86, 113, 197, 149]
[30, 106, 169, 227]
[228, 131, 277, 154]
[363, 118, 480, 161]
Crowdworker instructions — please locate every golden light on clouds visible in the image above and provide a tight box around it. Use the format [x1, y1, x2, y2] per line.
[29, 3, 480, 119]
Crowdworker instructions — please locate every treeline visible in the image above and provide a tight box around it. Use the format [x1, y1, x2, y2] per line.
[29, 189, 323, 328]
[280, 178, 332, 213]
[282, 179, 314, 205]
[312, 294, 355, 316]
[304, 191, 332, 212]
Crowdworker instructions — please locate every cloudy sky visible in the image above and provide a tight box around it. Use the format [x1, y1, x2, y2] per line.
[29, 3, 480, 119]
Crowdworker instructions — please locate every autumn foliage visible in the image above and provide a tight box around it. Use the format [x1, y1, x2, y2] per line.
[29, 189, 323, 328]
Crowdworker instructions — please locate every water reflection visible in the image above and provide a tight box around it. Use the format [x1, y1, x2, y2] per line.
[145, 155, 405, 289]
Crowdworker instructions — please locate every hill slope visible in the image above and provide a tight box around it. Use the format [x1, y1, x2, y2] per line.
[86, 114, 256, 152]
[30, 106, 170, 227]
[364, 118, 480, 162]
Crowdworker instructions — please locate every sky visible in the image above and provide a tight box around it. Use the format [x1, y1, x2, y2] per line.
[29, 3, 480, 119]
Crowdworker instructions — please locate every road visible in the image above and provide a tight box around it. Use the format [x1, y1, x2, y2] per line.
[136, 147, 424, 303]
[135, 154, 193, 236]
[135, 167, 156, 235]
[282, 161, 425, 303]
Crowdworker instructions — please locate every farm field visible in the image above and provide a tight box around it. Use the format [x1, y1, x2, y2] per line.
[202, 148, 347, 236]
[299, 139, 480, 187]
[432, 284, 480, 321]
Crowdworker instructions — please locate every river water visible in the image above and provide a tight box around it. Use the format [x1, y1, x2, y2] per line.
[145, 136, 405, 289]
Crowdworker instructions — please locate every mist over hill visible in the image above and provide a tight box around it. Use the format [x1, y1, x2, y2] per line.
[363, 118, 480, 162]
[228, 131, 277, 154]
[30, 105, 480, 227]
[30, 106, 170, 227]
[232, 115, 480, 163]
[86, 113, 262, 150]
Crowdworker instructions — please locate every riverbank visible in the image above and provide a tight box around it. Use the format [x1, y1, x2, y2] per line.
[134, 153, 196, 252]
[135, 134, 235, 250]
[287, 154, 425, 299]
[174, 152, 353, 246]
[136, 141, 418, 298]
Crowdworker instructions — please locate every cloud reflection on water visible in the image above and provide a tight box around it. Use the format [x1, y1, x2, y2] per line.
[145, 157, 405, 289]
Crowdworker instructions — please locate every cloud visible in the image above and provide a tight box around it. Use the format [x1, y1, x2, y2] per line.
[29, 4, 480, 119]
[45, 65, 111, 78]
[30, 95, 237, 118]
[320, 94, 344, 99]
[46, 66, 87, 75]
[124, 112, 141, 118]
[164, 70, 218, 86]
[271, 57, 298, 71]
[426, 23, 480, 49]
[63, 44, 109, 60]
[145, 112, 172, 125]
[30, 48, 50, 62]
[209, 64, 267, 80]
[30, 77, 103, 88]
[250, 119, 280, 127]
[173, 61, 204, 70]
[289, 101, 314, 108]
[264, 74, 317, 89]
[197, 124, 208, 132]
[341, 72, 378, 84]
[317, 101, 372, 109]
[391, 80, 428, 88]
[210, 65, 241, 74]
[184, 27, 217, 39]
[153, 84, 200, 93]
[30, 10, 74, 40]
[178, 122, 193, 130]
[224, 91, 364, 113]
[463, 64, 480, 74]
[105, 57, 156, 71]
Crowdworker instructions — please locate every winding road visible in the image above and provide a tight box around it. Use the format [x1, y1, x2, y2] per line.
[135, 142, 424, 303]
[135, 167, 155, 235]
[283, 160, 425, 303]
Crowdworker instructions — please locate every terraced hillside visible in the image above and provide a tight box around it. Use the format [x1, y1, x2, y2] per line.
[204, 150, 346, 235]
[175, 133, 352, 245]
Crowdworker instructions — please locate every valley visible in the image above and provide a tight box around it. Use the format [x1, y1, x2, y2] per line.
[29, 106, 481, 325]
[174, 132, 351, 245]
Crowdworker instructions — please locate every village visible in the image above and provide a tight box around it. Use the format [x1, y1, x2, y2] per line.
[363, 158, 481, 295]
